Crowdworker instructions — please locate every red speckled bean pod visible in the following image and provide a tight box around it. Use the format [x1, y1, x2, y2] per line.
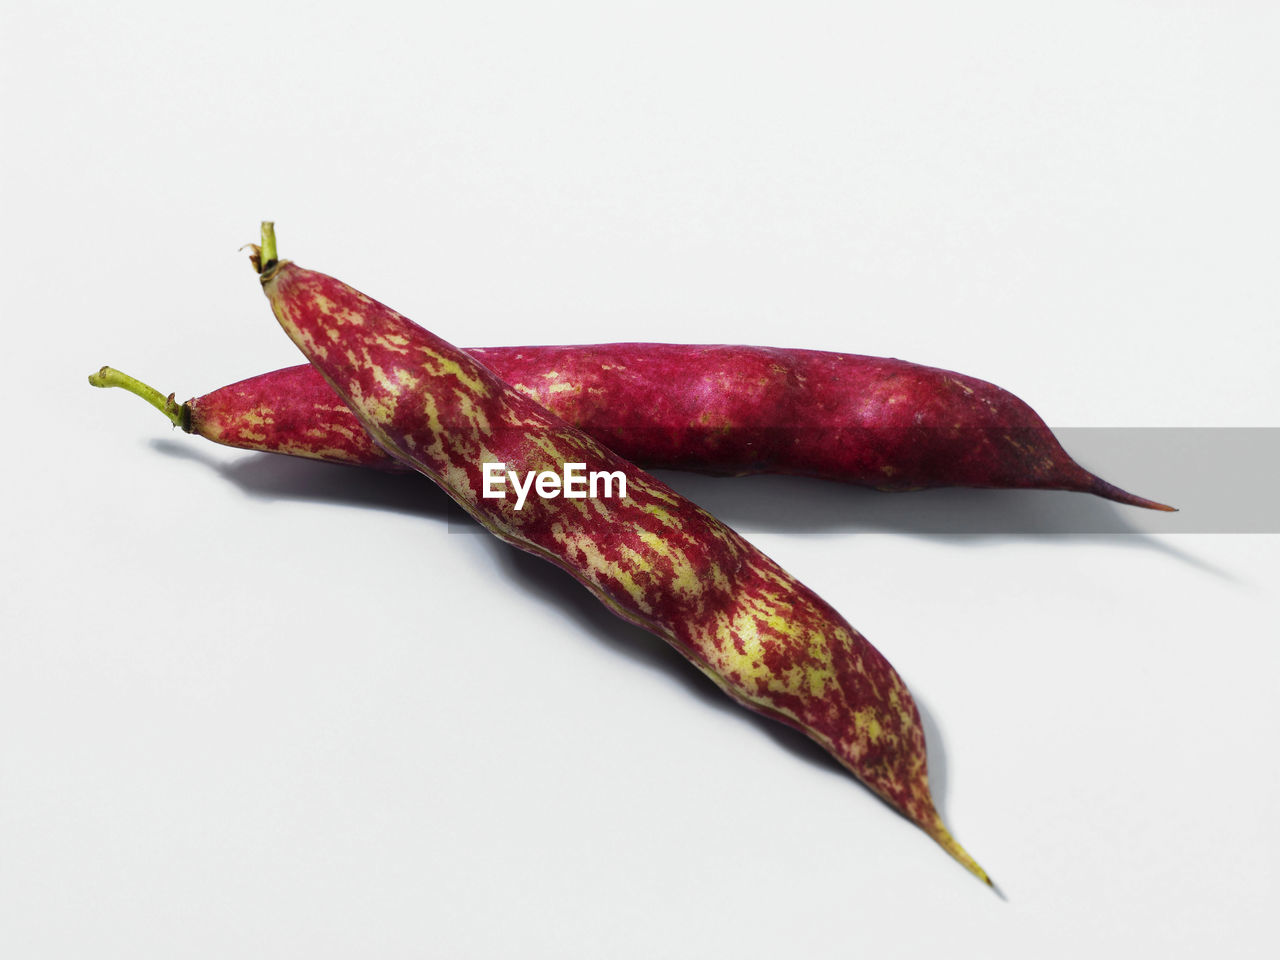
[250, 224, 991, 884]
[91, 343, 1172, 510]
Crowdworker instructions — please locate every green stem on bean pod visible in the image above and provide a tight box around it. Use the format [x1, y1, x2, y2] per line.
[88, 366, 191, 431]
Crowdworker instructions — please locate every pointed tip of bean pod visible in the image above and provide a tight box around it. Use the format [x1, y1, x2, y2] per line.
[1051, 457, 1176, 511]
[925, 815, 993, 888]
[1085, 474, 1177, 512]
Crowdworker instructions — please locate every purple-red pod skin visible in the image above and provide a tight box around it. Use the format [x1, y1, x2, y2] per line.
[257, 252, 992, 884]
[184, 347, 1173, 510]
[473, 344, 1175, 511]
[189, 364, 403, 468]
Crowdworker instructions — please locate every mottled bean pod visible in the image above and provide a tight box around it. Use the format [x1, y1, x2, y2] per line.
[252, 226, 990, 883]
[91, 344, 1172, 510]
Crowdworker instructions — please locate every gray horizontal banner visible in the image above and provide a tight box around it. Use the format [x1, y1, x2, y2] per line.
[446, 429, 1278, 535]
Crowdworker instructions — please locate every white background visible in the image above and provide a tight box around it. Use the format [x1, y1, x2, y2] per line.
[3, 2, 1277, 957]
